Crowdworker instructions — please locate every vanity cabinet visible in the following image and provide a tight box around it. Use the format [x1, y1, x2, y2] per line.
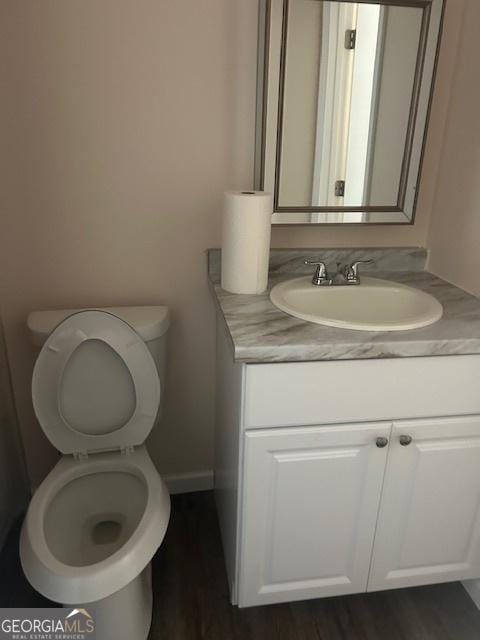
[239, 422, 391, 606]
[214, 318, 480, 607]
[369, 418, 480, 592]
[239, 417, 480, 607]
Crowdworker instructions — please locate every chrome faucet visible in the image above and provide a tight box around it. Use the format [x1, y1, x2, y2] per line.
[304, 259, 374, 286]
[338, 260, 375, 284]
[304, 260, 332, 286]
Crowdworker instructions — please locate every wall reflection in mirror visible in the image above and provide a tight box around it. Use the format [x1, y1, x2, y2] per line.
[280, 1, 422, 208]
[257, 0, 445, 224]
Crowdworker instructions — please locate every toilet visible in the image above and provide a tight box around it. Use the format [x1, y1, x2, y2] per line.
[20, 306, 171, 640]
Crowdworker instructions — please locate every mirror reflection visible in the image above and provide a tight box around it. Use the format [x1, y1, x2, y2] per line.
[278, 0, 424, 208]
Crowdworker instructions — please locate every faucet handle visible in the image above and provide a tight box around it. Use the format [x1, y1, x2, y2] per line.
[350, 259, 375, 278]
[340, 259, 375, 284]
[304, 259, 329, 286]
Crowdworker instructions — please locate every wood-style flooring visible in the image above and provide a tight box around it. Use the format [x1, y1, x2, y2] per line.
[1, 491, 480, 639]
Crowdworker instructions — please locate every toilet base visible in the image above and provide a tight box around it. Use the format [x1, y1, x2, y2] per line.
[66, 563, 153, 640]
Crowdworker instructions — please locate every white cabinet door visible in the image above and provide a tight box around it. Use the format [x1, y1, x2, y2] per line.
[238, 422, 391, 607]
[369, 416, 480, 591]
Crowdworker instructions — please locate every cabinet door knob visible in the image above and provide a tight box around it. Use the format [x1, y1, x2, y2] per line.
[399, 435, 413, 446]
[376, 437, 389, 448]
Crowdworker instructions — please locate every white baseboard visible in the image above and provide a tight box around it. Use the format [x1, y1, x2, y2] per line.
[163, 470, 214, 495]
[462, 580, 480, 610]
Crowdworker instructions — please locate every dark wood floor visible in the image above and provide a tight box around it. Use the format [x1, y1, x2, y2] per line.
[2, 492, 480, 639]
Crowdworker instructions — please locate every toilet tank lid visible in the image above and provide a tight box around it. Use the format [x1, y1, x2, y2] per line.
[28, 305, 170, 346]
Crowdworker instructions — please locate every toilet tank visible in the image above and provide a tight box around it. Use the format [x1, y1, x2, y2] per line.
[27, 306, 170, 395]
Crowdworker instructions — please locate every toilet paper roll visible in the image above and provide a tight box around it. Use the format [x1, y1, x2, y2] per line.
[221, 191, 273, 294]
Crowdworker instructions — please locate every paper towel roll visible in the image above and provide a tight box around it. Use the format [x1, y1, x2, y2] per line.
[221, 191, 273, 294]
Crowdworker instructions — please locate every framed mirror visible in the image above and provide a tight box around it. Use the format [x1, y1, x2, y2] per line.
[255, 0, 445, 224]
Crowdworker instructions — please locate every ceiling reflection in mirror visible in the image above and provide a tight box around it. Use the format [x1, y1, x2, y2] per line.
[278, 0, 424, 208]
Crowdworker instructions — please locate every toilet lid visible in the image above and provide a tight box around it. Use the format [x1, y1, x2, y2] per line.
[32, 310, 161, 455]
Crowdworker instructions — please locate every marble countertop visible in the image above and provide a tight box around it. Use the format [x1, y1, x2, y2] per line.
[209, 266, 480, 363]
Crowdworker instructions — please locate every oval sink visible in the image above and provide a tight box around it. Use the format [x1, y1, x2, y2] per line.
[270, 277, 443, 331]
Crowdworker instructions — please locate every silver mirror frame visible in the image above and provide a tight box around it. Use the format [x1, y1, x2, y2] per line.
[255, 0, 446, 225]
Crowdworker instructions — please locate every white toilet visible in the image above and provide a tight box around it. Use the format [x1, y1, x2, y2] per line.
[20, 306, 171, 640]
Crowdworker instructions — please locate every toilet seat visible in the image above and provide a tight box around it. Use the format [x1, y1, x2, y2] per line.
[22, 309, 170, 607]
[32, 310, 160, 455]
[20, 446, 170, 604]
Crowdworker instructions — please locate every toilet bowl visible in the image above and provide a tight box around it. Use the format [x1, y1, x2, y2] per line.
[20, 307, 171, 640]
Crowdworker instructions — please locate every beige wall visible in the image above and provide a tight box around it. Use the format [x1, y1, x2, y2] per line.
[428, 0, 480, 295]
[0, 0, 259, 487]
[279, 0, 322, 205]
[369, 6, 423, 204]
[0, 0, 465, 488]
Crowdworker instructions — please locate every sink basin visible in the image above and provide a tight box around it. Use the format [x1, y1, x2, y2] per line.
[270, 277, 443, 331]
